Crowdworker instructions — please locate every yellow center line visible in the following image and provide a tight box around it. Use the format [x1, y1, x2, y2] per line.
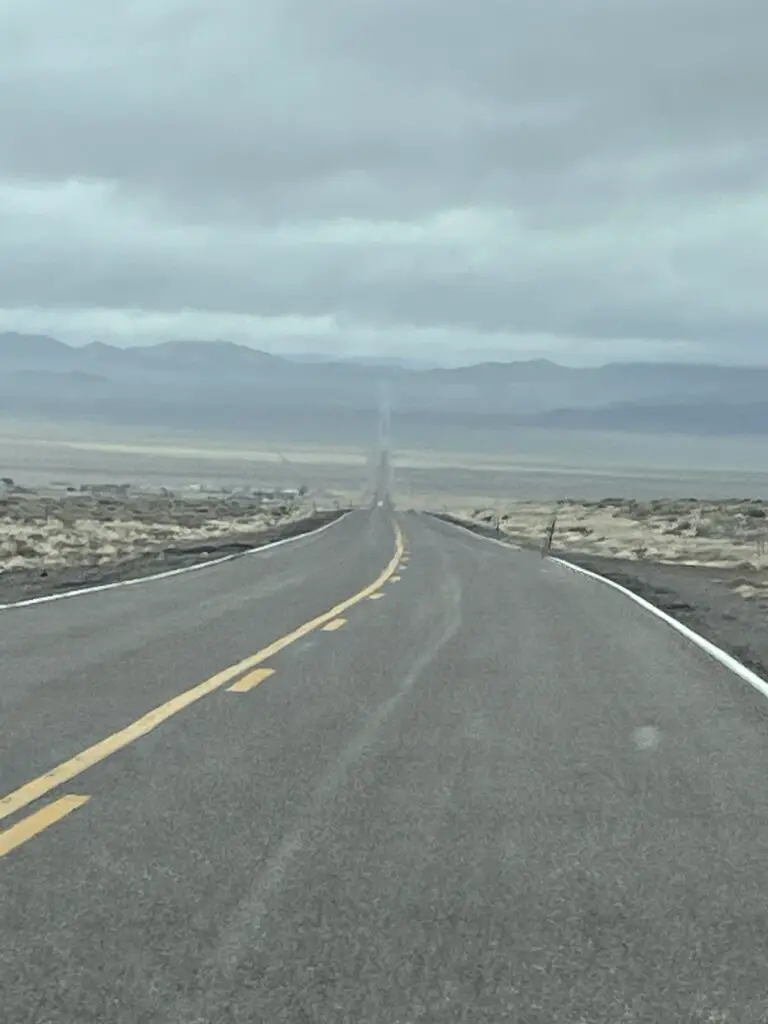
[0, 795, 90, 859]
[227, 667, 275, 693]
[0, 522, 405, 825]
[321, 618, 347, 632]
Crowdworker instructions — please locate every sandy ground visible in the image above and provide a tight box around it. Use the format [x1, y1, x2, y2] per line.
[5, 420, 768, 502]
[0, 434, 372, 498]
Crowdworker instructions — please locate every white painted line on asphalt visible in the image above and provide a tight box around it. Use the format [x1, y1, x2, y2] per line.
[551, 556, 768, 700]
[0, 511, 351, 612]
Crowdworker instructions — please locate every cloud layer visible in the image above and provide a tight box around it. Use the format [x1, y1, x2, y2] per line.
[0, 0, 763, 364]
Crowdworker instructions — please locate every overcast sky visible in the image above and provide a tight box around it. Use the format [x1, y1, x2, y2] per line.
[0, 0, 763, 365]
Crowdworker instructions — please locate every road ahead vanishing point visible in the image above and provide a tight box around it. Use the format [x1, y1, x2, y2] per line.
[3, 506, 768, 1022]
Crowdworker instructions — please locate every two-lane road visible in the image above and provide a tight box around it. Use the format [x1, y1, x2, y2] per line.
[3, 508, 768, 1022]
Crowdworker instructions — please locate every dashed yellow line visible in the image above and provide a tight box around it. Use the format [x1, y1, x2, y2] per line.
[0, 522, 405, 841]
[227, 667, 275, 693]
[0, 795, 90, 859]
[322, 617, 347, 632]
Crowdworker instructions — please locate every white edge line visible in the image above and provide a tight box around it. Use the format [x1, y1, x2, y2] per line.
[551, 555, 768, 701]
[0, 511, 351, 612]
[424, 512, 520, 551]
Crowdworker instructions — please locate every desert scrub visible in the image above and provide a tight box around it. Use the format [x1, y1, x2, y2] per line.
[0, 492, 309, 573]
[459, 498, 768, 569]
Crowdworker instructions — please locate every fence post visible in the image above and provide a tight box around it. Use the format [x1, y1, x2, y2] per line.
[542, 507, 558, 557]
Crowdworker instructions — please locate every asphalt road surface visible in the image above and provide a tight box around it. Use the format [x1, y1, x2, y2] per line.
[3, 507, 768, 1023]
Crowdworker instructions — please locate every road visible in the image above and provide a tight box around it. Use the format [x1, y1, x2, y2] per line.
[3, 507, 768, 1022]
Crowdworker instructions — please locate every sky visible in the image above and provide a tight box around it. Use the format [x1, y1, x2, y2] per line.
[0, 0, 764, 366]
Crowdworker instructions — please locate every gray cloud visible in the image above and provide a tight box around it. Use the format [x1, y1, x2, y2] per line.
[0, 0, 764, 363]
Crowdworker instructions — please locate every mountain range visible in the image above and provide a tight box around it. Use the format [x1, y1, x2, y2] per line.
[0, 333, 765, 438]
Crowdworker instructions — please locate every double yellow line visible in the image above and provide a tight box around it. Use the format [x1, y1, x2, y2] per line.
[0, 521, 405, 858]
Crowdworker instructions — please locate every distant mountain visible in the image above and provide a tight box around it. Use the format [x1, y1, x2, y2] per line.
[0, 335, 286, 373]
[527, 399, 768, 436]
[436, 358, 568, 381]
[11, 369, 108, 385]
[0, 332, 76, 369]
[1, 333, 767, 436]
[130, 340, 285, 370]
[290, 352, 440, 369]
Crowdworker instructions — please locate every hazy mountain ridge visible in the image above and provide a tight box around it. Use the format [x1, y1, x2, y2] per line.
[1, 333, 766, 436]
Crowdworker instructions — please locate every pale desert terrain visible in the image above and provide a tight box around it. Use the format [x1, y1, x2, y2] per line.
[4, 416, 768, 502]
[456, 498, 768, 572]
[0, 422, 365, 602]
[0, 487, 317, 575]
[0, 479, 348, 605]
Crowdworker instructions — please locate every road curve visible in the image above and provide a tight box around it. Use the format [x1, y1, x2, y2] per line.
[3, 508, 768, 1022]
